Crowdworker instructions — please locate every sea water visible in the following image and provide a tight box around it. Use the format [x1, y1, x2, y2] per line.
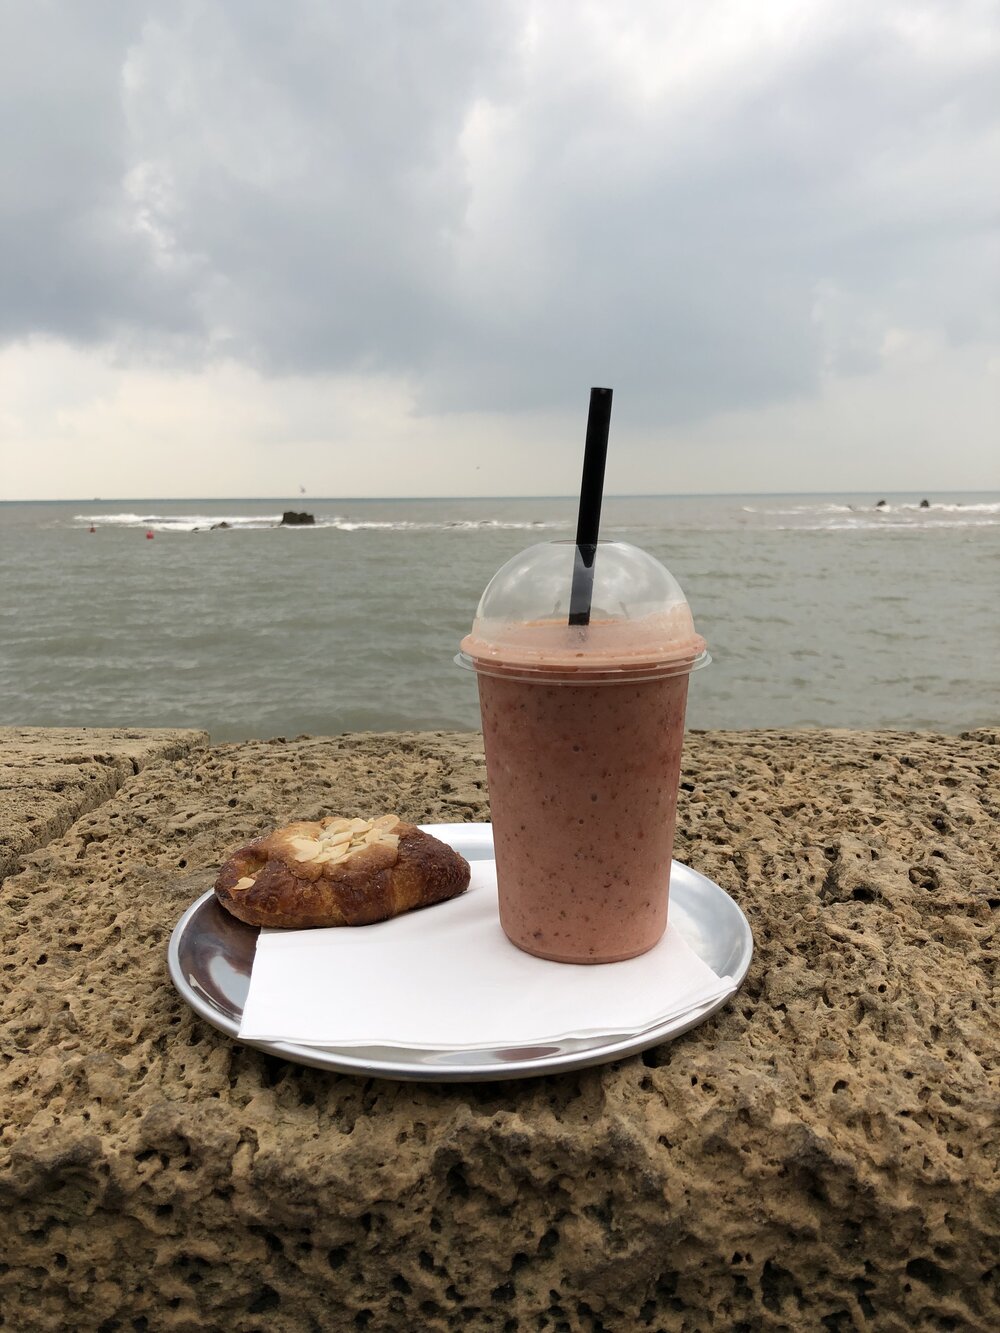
[1, 493, 997, 740]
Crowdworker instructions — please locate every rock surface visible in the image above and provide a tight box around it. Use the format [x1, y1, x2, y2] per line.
[0, 728, 997, 1332]
[0, 726, 208, 881]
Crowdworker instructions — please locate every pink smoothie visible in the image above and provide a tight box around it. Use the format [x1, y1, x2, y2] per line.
[464, 616, 700, 964]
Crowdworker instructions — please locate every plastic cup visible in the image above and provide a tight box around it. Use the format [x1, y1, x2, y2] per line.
[457, 539, 709, 964]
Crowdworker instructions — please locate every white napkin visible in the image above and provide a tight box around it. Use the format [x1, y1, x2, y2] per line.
[238, 859, 736, 1051]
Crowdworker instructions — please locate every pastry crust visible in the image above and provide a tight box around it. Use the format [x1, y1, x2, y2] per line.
[214, 816, 471, 928]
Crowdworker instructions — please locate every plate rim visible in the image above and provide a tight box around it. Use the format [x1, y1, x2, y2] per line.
[167, 821, 753, 1082]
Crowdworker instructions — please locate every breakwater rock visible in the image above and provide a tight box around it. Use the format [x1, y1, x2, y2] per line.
[0, 728, 997, 1331]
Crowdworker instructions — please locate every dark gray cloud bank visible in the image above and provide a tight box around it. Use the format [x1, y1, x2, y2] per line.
[2, 0, 997, 424]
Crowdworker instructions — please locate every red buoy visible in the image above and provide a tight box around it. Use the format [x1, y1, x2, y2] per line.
[146, 530, 154, 539]
[89, 525, 96, 533]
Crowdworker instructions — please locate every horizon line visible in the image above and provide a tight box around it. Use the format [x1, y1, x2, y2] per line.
[2, 488, 997, 504]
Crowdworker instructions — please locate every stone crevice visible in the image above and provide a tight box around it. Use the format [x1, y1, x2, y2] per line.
[0, 727, 208, 882]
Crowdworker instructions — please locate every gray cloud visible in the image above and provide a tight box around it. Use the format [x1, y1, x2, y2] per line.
[1, 0, 997, 425]
[0, 1, 204, 345]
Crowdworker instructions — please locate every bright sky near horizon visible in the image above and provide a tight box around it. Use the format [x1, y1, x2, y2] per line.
[1, 0, 998, 501]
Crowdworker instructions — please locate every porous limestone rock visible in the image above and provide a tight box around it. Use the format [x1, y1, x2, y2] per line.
[0, 729, 997, 1332]
[0, 726, 208, 881]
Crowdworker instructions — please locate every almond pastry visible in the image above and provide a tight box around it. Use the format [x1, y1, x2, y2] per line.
[214, 815, 471, 928]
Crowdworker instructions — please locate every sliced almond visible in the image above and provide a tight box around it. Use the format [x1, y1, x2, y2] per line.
[233, 876, 256, 892]
[349, 818, 371, 833]
[290, 838, 322, 862]
[322, 829, 352, 848]
[322, 817, 352, 835]
[372, 814, 399, 832]
[315, 850, 341, 867]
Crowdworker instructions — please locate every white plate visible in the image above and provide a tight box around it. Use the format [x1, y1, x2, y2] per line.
[167, 823, 753, 1082]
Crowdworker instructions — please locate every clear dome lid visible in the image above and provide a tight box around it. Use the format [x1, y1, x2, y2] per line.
[458, 540, 709, 682]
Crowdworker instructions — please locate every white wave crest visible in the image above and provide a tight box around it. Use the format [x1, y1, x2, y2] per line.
[74, 512, 566, 534]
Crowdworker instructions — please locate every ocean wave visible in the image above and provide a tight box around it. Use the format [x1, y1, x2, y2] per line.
[893, 502, 1000, 513]
[741, 499, 1000, 531]
[326, 518, 561, 532]
[744, 501, 1000, 516]
[73, 512, 565, 534]
[742, 503, 855, 515]
[777, 517, 1000, 531]
[75, 512, 281, 531]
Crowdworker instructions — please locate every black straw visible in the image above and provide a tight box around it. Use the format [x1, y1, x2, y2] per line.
[568, 386, 613, 626]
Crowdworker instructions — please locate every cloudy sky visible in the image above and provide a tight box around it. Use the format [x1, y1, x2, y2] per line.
[1, 0, 998, 499]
